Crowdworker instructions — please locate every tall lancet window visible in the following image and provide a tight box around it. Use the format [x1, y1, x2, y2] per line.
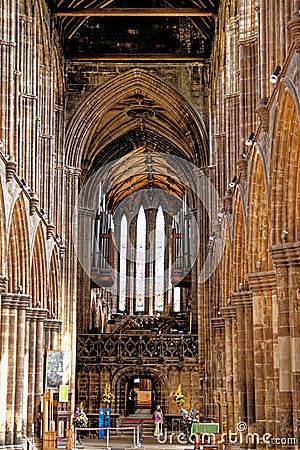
[119, 214, 127, 312]
[155, 206, 165, 311]
[135, 206, 146, 312]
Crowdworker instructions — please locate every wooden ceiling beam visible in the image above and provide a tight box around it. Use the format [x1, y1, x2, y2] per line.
[68, 54, 206, 62]
[55, 8, 214, 17]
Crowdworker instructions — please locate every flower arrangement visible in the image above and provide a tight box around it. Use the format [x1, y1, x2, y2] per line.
[172, 383, 185, 405]
[102, 383, 115, 405]
[183, 408, 199, 426]
[72, 402, 88, 428]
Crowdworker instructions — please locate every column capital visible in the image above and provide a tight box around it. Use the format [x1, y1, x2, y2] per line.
[231, 291, 253, 308]
[44, 318, 62, 332]
[26, 308, 39, 321]
[211, 317, 225, 329]
[65, 166, 82, 178]
[36, 309, 49, 321]
[247, 270, 277, 291]
[26, 307, 48, 321]
[220, 305, 237, 319]
[0, 275, 8, 293]
[269, 241, 300, 267]
[288, 13, 300, 54]
[1, 293, 30, 309]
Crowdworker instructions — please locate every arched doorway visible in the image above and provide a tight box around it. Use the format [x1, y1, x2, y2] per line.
[126, 377, 153, 415]
[113, 367, 168, 417]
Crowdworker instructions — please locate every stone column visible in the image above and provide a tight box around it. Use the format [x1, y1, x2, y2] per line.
[232, 291, 253, 427]
[26, 308, 38, 436]
[220, 305, 237, 433]
[244, 295, 255, 425]
[34, 309, 48, 436]
[44, 319, 62, 350]
[0, 294, 30, 446]
[14, 295, 31, 444]
[247, 271, 277, 448]
[211, 317, 225, 429]
[0, 278, 9, 447]
[270, 243, 300, 446]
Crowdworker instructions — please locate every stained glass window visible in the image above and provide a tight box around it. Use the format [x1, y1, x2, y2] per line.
[119, 214, 127, 311]
[155, 206, 165, 311]
[135, 206, 146, 312]
[173, 287, 181, 312]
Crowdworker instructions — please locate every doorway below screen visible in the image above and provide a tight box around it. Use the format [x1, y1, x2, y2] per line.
[125, 377, 156, 415]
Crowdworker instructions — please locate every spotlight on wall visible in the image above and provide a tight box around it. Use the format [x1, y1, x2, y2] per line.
[40, 208, 47, 219]
[217, 207, 225, 222]
[270, 65, 281, 84]
[281, 229, 288, 242]
[245, 132, 254, 146]
[229, 176, 237, 188]
[55, 233, 61, 243]
[0, 140, 3, 148]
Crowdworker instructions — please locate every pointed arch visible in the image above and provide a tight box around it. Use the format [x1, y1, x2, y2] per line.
[220, 223, 232, 306]
[7, 196, 30, 294]
[231, 189, 248, 291]
[65, 68, 209, 169]
[269, 80, 300, 244]
[247, 150, 272, 273]
[48, 249, 62, 320]
[0, 179, 7, 275]
[30, 224, 47, 308]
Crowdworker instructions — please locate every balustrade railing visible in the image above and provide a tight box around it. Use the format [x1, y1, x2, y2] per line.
[77, 333, 198, 364]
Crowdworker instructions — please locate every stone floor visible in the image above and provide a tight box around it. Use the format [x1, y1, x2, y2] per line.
[75, 436, 195, 450]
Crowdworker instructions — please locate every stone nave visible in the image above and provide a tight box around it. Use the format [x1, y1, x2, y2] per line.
[0, 0, 300, 449]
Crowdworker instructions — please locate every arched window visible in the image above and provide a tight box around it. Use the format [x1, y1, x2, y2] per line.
[155, 206, 165, 311]
[135, 206, 146, 312]
[173, 287, 181, 312]
[119, 214, 127, 311]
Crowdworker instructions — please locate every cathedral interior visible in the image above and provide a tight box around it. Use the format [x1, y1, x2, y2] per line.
[1, 0, 300, 449]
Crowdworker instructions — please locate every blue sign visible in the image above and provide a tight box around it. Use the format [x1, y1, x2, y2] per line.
[98, 408, 105, 439]
[104, 407, 111, 429]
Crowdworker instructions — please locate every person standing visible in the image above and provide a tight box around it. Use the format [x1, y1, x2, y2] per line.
[153, 405, 163, 437]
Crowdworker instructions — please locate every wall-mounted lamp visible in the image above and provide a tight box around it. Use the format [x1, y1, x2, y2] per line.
[40, 208, 47, 219]
[209, 232, 216, 241]
[217, 208, 225, 222]
[21, 178, 32, 193]
[0, 140, 3, 148]
[281, 229, 288, 242]
[239, 282, 244, 291]
[270, 65, 281, 84]
[55, 233, 61, 243]
[245, 132, 254, 146]
[229, 176, 237, 188]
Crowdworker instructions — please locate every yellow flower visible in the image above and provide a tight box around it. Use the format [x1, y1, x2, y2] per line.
[172, 384, 185, 405]
[102, 383, 115, 404]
